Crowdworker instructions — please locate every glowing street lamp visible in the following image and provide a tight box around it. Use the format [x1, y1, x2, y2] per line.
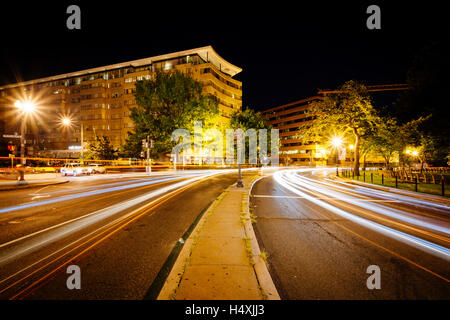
[330, 136, 343, 175]
[61, 117, 84, 163]
[15, 100, 36, 164]
[331, 137, 343, 148]
[62, 117, 71, 126]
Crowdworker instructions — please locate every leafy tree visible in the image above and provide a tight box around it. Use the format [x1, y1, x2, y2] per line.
[230, 107, 274, 164]
[230, 107, 269, 131]
[395, 39, 450, 165]
[88, 136, 118, 160]
[306, 80, 381, 174]
[121, 71, 219, 158]
[367, 117, 400, 168]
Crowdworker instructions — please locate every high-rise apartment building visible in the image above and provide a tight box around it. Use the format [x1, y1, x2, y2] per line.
[0, 46, 242, 158]
[262, 96, 324, 165]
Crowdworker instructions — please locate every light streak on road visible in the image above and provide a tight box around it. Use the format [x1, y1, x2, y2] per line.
[287, 172, 450, 235]
[274, 170, 450, 261]
[0, 170, 227, 266]
[0, 171, 229, 215]
[326, 178, 450, 211]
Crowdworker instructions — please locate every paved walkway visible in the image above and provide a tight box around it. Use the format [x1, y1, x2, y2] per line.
[158, 173, 279, 300]
[0, 173, 68, 191]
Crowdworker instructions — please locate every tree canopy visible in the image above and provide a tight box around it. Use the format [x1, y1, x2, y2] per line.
[395, 39, 450, 165]
[87, 136, 118, 160]
[306, 80, 381, 173]
[230, 107, 270, 131]
[120, 71, 220, 158]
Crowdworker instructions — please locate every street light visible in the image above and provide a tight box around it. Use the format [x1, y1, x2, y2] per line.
[61, 117, 84, 163]
[62, 117, 71, 126]
[331, 136, 343, 175]
[331, 137, 343, 149]
[15, 99, 36, 165]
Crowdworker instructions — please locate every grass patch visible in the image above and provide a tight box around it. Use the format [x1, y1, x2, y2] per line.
[260, 250, 269, 263]
[341, 171, 450, 197]
[243, 237, 255, 266]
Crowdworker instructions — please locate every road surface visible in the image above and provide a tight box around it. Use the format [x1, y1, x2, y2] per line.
[251, 168, 450, 299]
[0, 170, 238, 299]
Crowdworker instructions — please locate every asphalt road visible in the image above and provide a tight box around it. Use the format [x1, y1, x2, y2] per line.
[251, 168, 450, 299]
[0, 170, 238, 299]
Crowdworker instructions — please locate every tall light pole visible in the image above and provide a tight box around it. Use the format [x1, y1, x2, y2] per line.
[331, 136, 343, 175]
[15, 100, 36, 165]
[61, 117, 84, 163]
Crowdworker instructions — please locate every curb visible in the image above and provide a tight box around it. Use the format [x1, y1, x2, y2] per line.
[245, 175, 281, 300]
[0, 180, 69, 191]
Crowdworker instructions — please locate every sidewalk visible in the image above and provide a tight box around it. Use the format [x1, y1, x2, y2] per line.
[0, 173, 69, 191]
[158, 173, 279, 300]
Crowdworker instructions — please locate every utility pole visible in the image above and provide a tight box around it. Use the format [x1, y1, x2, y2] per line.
[20, 121, 26, 165]
[236, 131, 243, 187]
[146, 135, 152, 173]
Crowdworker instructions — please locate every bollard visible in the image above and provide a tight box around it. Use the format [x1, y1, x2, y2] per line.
[371, 173, 373, 184]
[381, 174, 384, 185]
[395, 175, 398, 188]
[442, 175, 445, 197]
[415, 176, 418, 192]
[363, 171, 365, 182]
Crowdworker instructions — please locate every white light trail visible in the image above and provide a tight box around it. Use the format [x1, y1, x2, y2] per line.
[274, 170, 450, 261]
[286, 172, 450, 235]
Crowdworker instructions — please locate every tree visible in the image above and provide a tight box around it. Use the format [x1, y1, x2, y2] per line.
[121, 71, 220, 158]
[88, 136, 118, 160]
[367, 117, 400, 169]
[307, 80, 381, 174]
[230, 107, 269, 131]
[230, 107, 273, 164]
[395, 39, 450, 166]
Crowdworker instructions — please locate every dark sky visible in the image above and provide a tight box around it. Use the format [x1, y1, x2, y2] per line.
[1, 1, 448, 111]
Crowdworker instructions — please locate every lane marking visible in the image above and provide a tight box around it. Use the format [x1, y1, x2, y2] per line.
[1, 172, 228, 298]
[255, 171, 450, 283]
[252, 194, 400, 202]
[0, 178, 187, 249]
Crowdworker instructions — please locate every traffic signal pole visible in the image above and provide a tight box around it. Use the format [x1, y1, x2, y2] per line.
[146, 135, 152, 173]
[20, 121, 26, 165]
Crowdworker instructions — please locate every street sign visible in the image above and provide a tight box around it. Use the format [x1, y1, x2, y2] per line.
[3, 134, 21, 139]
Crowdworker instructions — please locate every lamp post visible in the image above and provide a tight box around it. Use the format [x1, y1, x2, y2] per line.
[236, 132, 244, 188]
[331, 136, 343, 175]
[61, 118, 84, 163]
[15, 100, 36, 165]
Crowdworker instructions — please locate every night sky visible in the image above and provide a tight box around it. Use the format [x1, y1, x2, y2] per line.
[1, 1, 448, 111]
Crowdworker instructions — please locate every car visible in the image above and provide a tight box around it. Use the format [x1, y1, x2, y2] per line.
[60, 163, 90, 176]
[87, 163, 106, 174]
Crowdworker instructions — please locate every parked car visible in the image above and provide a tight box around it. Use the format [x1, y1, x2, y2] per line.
[87, 163, 106, 174]
[60, 163, 89, 176]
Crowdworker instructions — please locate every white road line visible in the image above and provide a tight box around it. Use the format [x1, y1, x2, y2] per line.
[252, 194, 401, 202]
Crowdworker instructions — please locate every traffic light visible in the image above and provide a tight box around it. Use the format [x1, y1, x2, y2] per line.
[7, 145, 15, 152]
